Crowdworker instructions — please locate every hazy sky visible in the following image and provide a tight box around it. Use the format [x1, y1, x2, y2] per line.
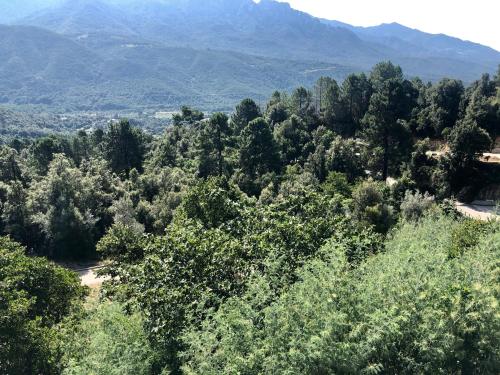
[276, 0, 500, 51]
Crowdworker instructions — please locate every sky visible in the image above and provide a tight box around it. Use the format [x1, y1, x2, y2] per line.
[275, 0, 500, 51]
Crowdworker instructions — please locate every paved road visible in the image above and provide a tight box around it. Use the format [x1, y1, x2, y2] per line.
[455, 202, 499, 221]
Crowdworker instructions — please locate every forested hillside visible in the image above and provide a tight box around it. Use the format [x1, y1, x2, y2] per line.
[1, 62, 499, 374]
[0, 0, 498, 111]
[0, 24, 354, 112]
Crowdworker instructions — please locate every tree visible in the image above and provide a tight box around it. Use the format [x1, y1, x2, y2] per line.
[182, 216, 499, 374]
[265, 91, 289, 127]
[0, 237, 85, 375]
[0, 146, 23, 182]
[30, 136, 72, 174]
[103, 120, 146, 176]
[61, 302, 155, 375]
[321, 171, 353, 198]
[98, 180, 370, 373]
[172, 106, 204, 126]
[29, 154, 97, 258]
[273, 114, 312, 165]
[326, 136, 365, 182]
[266, 102, 289, 127]
[427, 78, 464, 135]
[406, 139, 437, 193]
[352, 179, 395, 233]
[1, 181, 35, 247]
[231, 99, 261, 136]
[447, 119, 491, 167]
[314, 76, 338, 114]
[238, 118, 279, 196]
[197, 113, 230, 178]
[180, 177, 242, 229]
[304, 126, 336, 182]
[340, 73, 372, 136]
[290, 87, 313, 116]
[362, 64, 417, 179]
[321, 77, 350, 135]
[369, 61, 404, 90]
[462, 75, 499, 138]
[71, 130, 92, 166]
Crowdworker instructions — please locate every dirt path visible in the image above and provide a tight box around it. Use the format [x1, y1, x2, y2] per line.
[76, 266, 109, 287]
[455, 202, 499, 221]
[57, 261, 109, 287]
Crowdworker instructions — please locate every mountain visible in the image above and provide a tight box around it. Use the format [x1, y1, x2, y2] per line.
[22, 0, 383, 66]
[321, 20, 499, 70]
[18, 0, 499, 78]
[0, 0, 63, 23]
[0, 25, 99, 85]
[21, 0, 136, 36]
[0, 24, 355, 111]
[1, 0, 498, 112]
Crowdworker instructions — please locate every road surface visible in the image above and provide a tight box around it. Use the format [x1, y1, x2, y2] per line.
[76, 266, 109, 287]
[455, 202, 499, 221]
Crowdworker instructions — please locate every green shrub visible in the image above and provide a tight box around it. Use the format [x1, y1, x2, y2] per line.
[448, 219, 490, 258]
[61, 302, 156, 375]
[182, 216, 500, 374]
[400, 190, 435, 221]
[352, 180, 396, 233]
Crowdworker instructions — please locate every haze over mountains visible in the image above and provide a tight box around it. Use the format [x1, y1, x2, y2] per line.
[0, 0, 498, 112]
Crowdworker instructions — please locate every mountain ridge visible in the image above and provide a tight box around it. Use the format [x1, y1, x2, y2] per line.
[0, 0, 498, 112]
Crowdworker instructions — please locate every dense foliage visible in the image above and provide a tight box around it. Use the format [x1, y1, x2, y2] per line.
[0, 238, 85, 375]
[1, 62, 499, 374]
[182, 216, 499, 374]
[61, 302, 157, 375]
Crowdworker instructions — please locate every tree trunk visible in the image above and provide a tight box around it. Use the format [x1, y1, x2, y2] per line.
[383, 129, 389, 180]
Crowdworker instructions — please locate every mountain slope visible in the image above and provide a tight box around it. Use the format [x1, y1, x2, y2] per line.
[0, 24, 357, 111]
[20, 0, 385, 66]
[359, 22, 496, 64]
[0, 25, 99, 82]
[22, 0, 136, 36]
[2, 0, 498, 111]
[0, 0, 63, 23]
[18, 0, 499, 82]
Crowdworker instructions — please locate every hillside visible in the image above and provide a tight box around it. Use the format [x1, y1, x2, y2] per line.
[321, 20, 499, 72]
[0, 0, 63, 23]
[22, 0, 382, 66]
[19, 0, 499, 75]
[0, 25, 356, 111]
[0, 0, 498, 111]
[0, 107, 117, 139]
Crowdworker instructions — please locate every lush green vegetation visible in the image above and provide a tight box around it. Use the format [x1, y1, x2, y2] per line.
[0, 107, 169, 143]
[0, 62, 499, 374]
[182, 216, 499, 374]
[0, 237, 85, 375]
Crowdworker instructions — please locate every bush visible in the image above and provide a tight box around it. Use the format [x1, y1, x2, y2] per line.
[61, 302, 156, 375]
[182, 216, 500, 374]
[400, 190, 435, 221]
[322, 171, 352, 197]
[448, 219, 491, 258]
[352, 180, 395, 233]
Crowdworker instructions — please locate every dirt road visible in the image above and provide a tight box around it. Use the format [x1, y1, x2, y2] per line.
[76, 266, 109, 287]
[58, 261, 109, 287]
